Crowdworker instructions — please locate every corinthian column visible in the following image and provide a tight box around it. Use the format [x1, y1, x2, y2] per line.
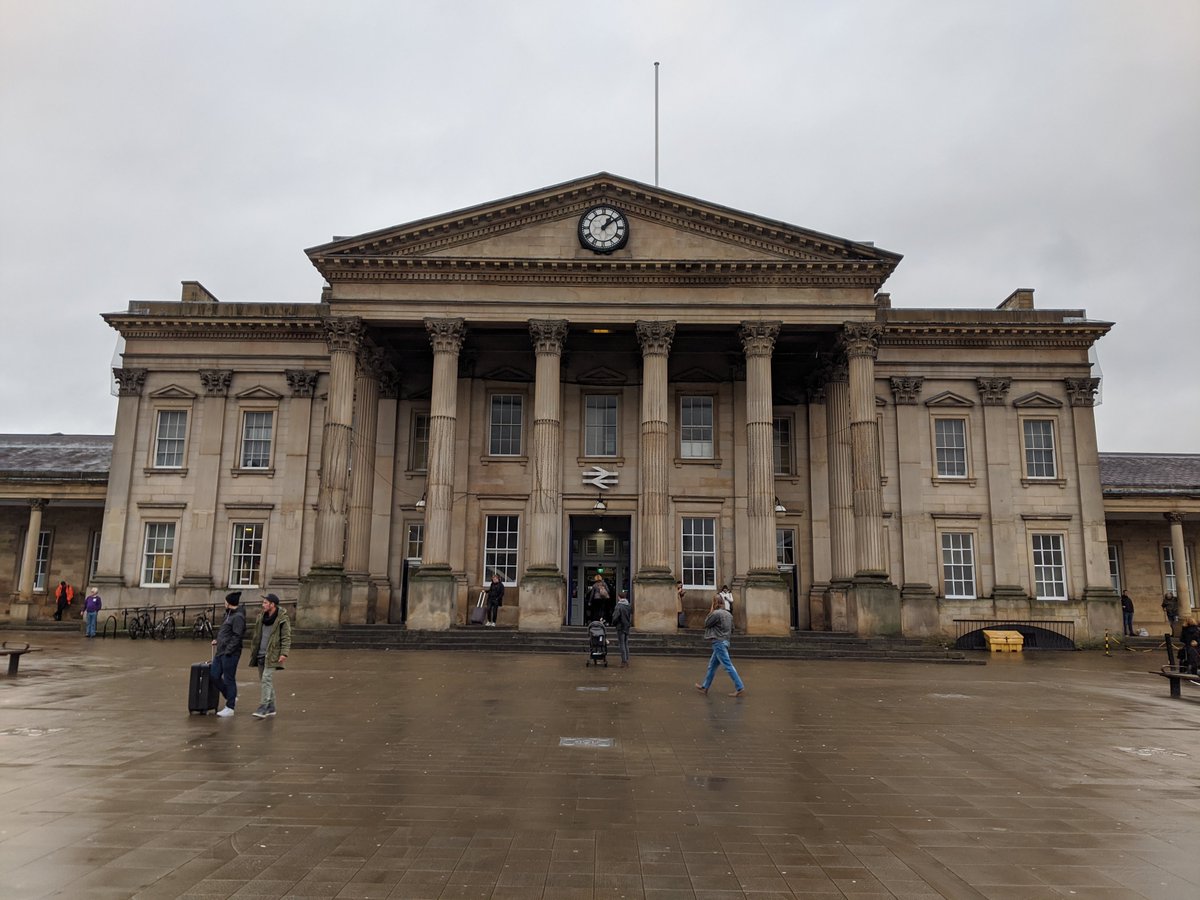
[826, 358, 853, 632]
[842, 322, 887, 579]
[634, 320, 677, 632]
[522, 320, 569, 631]
[739, 321, 790, 635]
[17, 499, 47, 602]
[344, 345, 384, 624]
[312, 317, 363, 568]
[1167, 512, 1192, 616]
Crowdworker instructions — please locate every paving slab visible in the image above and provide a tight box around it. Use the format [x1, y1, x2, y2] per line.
[0, 631, 1197, 899]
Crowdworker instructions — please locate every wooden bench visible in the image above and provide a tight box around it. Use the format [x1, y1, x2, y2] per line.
[1149, 634, 1200, 698]
[0, 641, 41, 676]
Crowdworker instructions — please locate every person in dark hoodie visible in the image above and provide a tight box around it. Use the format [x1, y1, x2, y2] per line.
[210, 591, 246, 717]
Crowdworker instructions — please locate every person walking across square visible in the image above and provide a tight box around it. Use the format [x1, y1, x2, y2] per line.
[210, 591, 245, 717]
[82, 587, 102, 638]
[612, 589, 632, 666]
[250, 593, 291, 718]
[695, 594, 745, 697]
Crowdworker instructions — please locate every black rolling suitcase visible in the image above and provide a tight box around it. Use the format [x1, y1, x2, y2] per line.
[188, 660, 219, 714]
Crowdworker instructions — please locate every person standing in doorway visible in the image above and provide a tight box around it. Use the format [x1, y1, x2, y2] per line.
[82, 587, 102, 638]
[250, 593, 291, 718]
[211, 592, 246, 717]
[485, 573, 505, 627]
[612, 589, 632, 667]
[586, 574, 610, 624]
[695, 594, 745, 698]
[54, 581, 74, 620]
[1120, 590, 1135, 636]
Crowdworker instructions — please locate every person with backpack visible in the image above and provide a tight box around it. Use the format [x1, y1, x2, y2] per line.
[586, 574, 610, 624]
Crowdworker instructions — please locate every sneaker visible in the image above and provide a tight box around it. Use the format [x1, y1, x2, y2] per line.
[265, 704, 277, 717]
[216, 707, 235, 718]
[252, 705, 269, 719]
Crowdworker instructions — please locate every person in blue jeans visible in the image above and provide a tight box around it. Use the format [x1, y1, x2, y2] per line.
[82, 587, 102, 638]
[695, 594, 745, 697]
[210, 592, 246, 717]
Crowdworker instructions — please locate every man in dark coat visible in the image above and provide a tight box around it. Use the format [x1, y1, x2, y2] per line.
[1120, 590, 1135, 636]
[211, 592, 246, 717]
[612, 590, 633, 667]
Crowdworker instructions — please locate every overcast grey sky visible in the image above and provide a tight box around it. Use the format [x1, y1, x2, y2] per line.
[2, 0, 1196, 451]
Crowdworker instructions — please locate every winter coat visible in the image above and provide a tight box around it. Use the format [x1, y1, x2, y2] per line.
[214, 605, 246, 657]
[612, 599, 632, 632]
[250, 609, 292, 670]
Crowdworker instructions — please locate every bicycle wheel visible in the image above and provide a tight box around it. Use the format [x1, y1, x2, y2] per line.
[164, 617, 176, 640]
[128, 619, 140, 640]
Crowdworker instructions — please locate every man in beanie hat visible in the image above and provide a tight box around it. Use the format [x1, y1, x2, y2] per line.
[211, 591, 246, 717]
[250, 593, 291, 718]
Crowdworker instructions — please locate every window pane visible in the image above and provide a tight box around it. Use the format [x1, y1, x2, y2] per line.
[410, 412, 430, 470]
[585, 395, 618, 456]
[934, 419, 967, 478]
[681, 517, 716, 588]
[1023, 419, 1057, 479]
[489, 395, 523, 456]
[941, 532, 976, 599]
[680, 397, 714, 459]
[776, 528, 795, 566]
[1108, 544, 1121, 592]
[33, 530, 51, 591]
[89, 531, 102, 581]
[1163, 546, 1177, 595]
[1032, 533, 1066, 599]
[773, 417, 792, 475]
[142, 522, 176, 587]
[229, 523, 264, 587]
[155, 410, 187, 468]
[406, 524, 424, 561]
[484, 515, 519, 584]
[241, 411, 273, 468]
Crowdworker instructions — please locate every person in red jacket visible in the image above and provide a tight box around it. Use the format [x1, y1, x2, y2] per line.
[53, 581, 74, 620]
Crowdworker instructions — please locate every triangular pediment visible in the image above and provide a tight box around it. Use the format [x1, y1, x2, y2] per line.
[578, 366, 627, 386]
[674, 366, 723, 383]
[306, 173, 900, 288]
[149, 384, 196, 400]
[925, 391, 974, 408]
[481, 366, 532, 383]
[1012, 391, 1063, 409]
[234, 386, 282, 401]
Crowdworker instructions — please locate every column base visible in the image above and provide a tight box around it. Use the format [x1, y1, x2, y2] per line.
[992, 584, 1030, 604]
[827, 582, 853, 633]
[808, 583, 830, 631]
[900, 583, 938, 636]
[8, 601, 32, 625]
[632, 572, 678, 633]
[1084, 586, 1121, 640]
[299, 567, 347, 629]
[518, 568, 564, 632]
[850, 579, 901, 637]
[345, 573, 371, 625]
[743, 573, 791, 636]
[406, 565, 456, 631]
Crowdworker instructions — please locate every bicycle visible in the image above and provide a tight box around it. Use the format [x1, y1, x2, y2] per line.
[192, 611, 214, 640]
[153, 610, 177, 640]
[127, 608, 153, 640]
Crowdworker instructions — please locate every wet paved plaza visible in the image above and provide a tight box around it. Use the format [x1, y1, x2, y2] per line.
[0, 631, 1198, 900]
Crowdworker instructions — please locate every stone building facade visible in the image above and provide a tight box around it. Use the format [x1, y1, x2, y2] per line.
[12, 174, 1192, 641]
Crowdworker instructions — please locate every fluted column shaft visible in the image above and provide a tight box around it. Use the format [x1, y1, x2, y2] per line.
[345, 348, 382, 575]
[843, 322, 887, 578]
[827, 364, 854, 582]
[1167, 513, 1192, 613]
[18, 499, 47, 600]
[424, 318, 465, 568]
[636, 321, 675, 575]
[528, 320, 568, 570]
[313, 317, 362, 568]
[740, 321, 782, 574]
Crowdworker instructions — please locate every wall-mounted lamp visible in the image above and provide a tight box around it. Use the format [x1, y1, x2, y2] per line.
[593, 494, 608, 512]
[415, 493, 426, 509]
[774, 497, 787, 514]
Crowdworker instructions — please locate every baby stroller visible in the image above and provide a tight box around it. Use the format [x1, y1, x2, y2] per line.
[587, 620, 609, 667]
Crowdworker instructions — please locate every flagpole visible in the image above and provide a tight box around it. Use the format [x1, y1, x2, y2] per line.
[654, 61, 660, 186]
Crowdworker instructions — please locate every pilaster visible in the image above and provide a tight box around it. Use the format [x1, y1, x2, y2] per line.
[977, 376, 1027, 601]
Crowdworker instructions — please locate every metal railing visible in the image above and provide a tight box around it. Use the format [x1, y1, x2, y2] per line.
[953, 618, 1077, 650]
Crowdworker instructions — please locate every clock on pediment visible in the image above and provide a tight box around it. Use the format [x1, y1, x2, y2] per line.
[578, 205, 629, 254]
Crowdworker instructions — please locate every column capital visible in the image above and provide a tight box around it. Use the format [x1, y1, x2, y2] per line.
[1165, 511, 1186, 525]
[324, 316, 364, 353]
[424, 317, 465, 354]
[976, 376, 1013, 406]
[199, 369, 233, 397]
[805, 372, 827, 404]
[528, 319, 569, 355]
[889, 376, 924, 405]
[379, 369, 402, 400]
[357, 344, 388, 380]
[1065, 376, 1101, 407]
[738, 320, 782, 358]
[635, 320, 675, 356]
[113, 367, 147, 396]
[840, 322, 883, 359]
[285, 369, 319, 398]
[28, 498, 48, 510]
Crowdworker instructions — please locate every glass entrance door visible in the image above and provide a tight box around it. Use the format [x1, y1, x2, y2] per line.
[568, 515, 631, 626]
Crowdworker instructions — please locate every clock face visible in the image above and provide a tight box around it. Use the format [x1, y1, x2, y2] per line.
[578, 205, 629, 253]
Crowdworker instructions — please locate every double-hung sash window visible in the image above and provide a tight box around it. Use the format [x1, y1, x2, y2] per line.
[409, 412, 430, 471]
[484, 515, 519, 585]
[934, 418, 968, 478]
[1107, 544, 1122, 592]
[154, 410, 187, 468]
[584, 395, 618, 457]
[681, 517, 716, 589]
[240, 411, 274, 469]
[489, 395, 523, 456]
[1023, 419, 1058, 479]
[941, 532, 976, 599]
[142, 522, 176, 587]
[680, 396, 714, 459]
[406, 523, 424, 562]
[772, 417, 793, 475]
[229, 523, 264, 587]
[32, 530, 51, 592]
[1163, 546, 1196, 602]
[1032, 533, 1067, 600]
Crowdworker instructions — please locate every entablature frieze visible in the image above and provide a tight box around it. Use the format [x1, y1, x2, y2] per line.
[879, 321, 1112, 350]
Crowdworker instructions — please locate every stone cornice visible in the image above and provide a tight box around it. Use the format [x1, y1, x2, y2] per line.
[102, 304, 329, 342]
[880, 320, 1112, 349]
